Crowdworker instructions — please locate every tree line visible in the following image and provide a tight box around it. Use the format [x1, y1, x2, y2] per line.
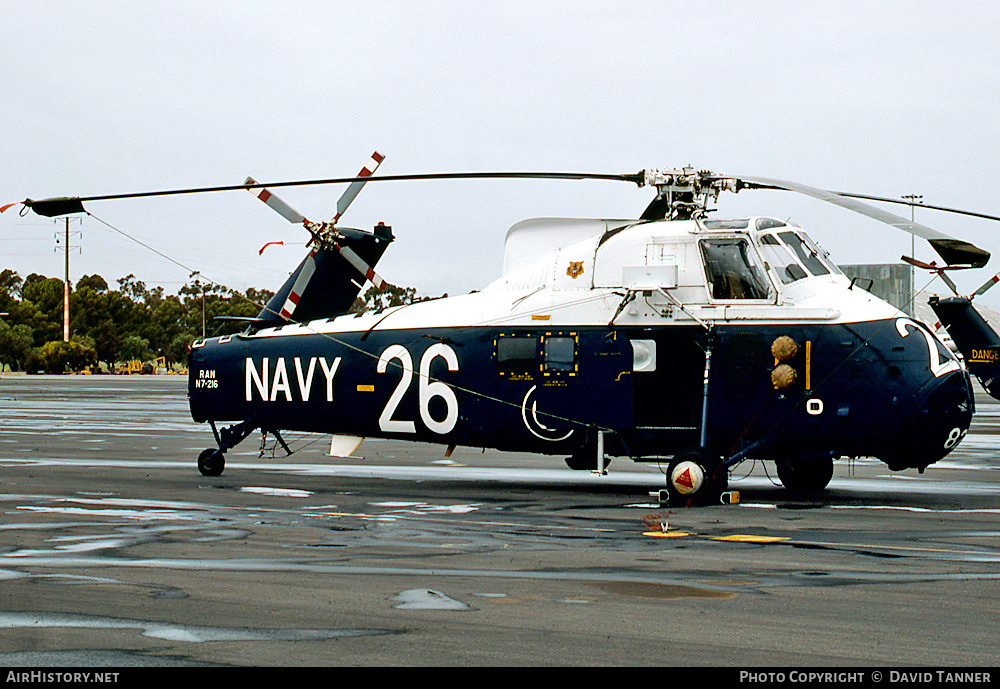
[0, 269, 436, 373]
[0, 269, 271, 373]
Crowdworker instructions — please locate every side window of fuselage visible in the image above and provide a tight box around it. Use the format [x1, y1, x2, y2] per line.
[700, 238, 771, 300]
[543, 335, 577, 374]
[496, 334, 538, 376]
[495, 333, 579, 379]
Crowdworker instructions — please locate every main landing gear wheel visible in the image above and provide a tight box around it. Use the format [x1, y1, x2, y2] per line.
[198, 448, 225, 477]
[775, 457, 834, 492]
[666, 448, 728, 506]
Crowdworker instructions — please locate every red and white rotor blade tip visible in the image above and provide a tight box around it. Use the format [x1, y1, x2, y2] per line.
[279, 249, 318, 321]
[332, 152, 384, 223]
[245, 177, 308, 225]
[973, 274, 1000, 298]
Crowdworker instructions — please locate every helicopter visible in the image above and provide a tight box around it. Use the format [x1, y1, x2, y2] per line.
[4, 158, 994, 505]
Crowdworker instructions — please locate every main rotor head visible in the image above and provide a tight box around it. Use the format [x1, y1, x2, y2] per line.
[637, 167, 740, 220]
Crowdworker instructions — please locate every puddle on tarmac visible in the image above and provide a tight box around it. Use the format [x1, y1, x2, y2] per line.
[240, 487, 313, 498]
[371, 501, 483, 515]
[0, 611, 400, 643]
[391, 589, 474, 610]
[590, 581, 737, 600]
[0, 649, 222, 667]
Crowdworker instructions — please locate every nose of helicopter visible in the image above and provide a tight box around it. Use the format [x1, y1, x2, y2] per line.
[876, 366, 974, 472]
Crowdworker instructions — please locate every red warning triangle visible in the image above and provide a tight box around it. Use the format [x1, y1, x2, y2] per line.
[675, 467, 694, 489]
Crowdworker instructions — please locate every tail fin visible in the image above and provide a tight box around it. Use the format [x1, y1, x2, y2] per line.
[930, 296, 1000, 399]
[245, 152, 391, 326]
[258, 223, 394, 325]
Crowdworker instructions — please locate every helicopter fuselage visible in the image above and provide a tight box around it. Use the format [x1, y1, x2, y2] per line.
[189, 216, 973, 477]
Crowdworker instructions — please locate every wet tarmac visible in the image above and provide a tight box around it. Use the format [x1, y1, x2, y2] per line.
[1, 375, 999, 666]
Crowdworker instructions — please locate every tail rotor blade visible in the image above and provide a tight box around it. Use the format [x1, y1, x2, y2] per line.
[973, 274, 1000, 298]
[939, 271, 960, 296]
[245, 177, 309, 225]
[335, 242, 387, 290]
[901, 255, 961, 296]
[278, 249, 319, 321]
[333, 152, 384, 223]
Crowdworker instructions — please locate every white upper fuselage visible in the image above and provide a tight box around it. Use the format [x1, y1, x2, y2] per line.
[251, 215, 903, 339]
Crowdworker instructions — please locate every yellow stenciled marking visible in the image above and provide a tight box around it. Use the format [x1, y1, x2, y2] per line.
[710, 535, 790, 543]
[531, 314, 551, 321]
[971, 348, 1000, 362]
[806, 340, 812, 390]
[357, 384, 375, 392]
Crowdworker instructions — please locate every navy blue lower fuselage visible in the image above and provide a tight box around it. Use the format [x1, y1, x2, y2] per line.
[189, 317, 973, 472]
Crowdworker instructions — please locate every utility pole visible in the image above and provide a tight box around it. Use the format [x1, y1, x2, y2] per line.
[902, 194, 923, 316]
[55, 217, 82, 342]
[190, 271, 205, 339]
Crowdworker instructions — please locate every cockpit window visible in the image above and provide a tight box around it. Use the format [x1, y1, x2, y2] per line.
[703, 219, 749, 230]
[797, 231, 841, 275]
[778, 231, 831, 276]
[759, 234, 808, 284]
[700, 238, 771, 300]
[755, 218, 786, 230]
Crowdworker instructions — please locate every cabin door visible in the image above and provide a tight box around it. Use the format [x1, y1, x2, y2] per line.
[629, 330, 705, 431]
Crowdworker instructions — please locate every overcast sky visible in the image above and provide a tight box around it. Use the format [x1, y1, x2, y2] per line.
[3, 1, 1000, 309]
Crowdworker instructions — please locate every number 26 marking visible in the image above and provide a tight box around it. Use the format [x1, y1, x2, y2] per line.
[377, 343, 459, 435]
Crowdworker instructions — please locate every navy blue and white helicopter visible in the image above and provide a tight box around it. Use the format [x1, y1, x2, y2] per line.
[7, 159, 993, 505]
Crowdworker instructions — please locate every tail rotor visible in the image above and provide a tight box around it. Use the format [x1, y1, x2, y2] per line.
[245, 151, 393, 324]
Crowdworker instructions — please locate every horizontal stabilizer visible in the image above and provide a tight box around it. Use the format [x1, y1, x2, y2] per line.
[212, 316, 271, 324]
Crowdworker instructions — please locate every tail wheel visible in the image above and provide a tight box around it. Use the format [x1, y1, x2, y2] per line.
[775, 457, 833, 492]
[666, 448, 727, 506]
[198, 448, 225, 477]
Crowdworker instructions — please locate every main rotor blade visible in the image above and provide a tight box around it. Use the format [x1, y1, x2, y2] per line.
[831, 191, 1000, 224]
[734, 175, 991, 268]
[19, 171, 644, 217]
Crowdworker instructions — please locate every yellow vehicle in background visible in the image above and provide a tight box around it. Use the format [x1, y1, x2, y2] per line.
[115, 356, 168, 375]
